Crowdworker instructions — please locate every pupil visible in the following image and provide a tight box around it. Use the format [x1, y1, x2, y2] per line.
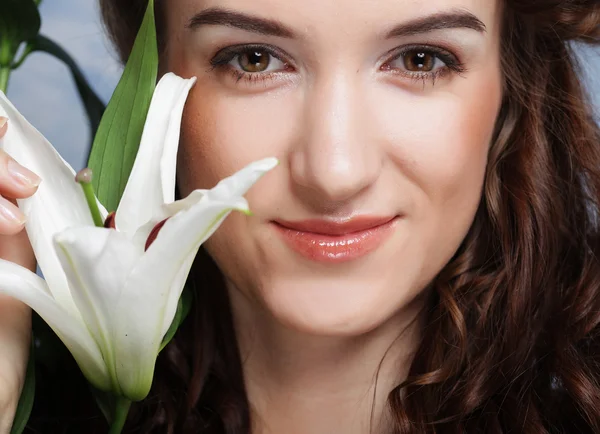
[404, 51, 434, 72]
[240, 50, 270, 72]
[414, 52, 426, 68]
[249, 51, 263, 65]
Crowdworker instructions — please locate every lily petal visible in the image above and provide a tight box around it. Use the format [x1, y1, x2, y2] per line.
[130, 158, 277, 346]
[205, 158, 279, 201]
[53, 226, 143, 395]
[0, 92, 108, 317]
[0, 259, 110, 390]
[113, 196, 249, 401]
[115, 74, 196, 236]
[130, 189, 206, 249]
[131, 158, 279, 247]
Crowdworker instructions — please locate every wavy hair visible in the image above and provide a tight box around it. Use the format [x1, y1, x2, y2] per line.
[29, 1, 600, 432]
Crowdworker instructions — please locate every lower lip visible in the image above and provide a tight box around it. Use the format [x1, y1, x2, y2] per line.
[272, 218, 398, 263]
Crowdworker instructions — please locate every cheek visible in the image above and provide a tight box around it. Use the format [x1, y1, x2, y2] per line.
[427, 78, 501, 208]
[373, 68, 502, 285]
[176, 89, 242, 196]
[418, 96, 495, 205]
[176, 77, 299, 197]
[379, 73, 502, 214]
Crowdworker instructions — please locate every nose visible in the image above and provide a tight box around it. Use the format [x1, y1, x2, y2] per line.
[289, 72, 382, 207]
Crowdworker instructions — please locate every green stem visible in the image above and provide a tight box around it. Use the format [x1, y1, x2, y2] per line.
[76, 168, 105, 227]
[0, 68, 10, 93]
[108, 398, 131, 434]
[10, 42, 34, 70]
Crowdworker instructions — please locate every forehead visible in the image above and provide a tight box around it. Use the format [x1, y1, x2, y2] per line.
[167, 0, 501, 36]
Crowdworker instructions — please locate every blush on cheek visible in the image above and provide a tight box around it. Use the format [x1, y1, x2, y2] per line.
[423, 85, 501, 205]
[456, 73, 503, 152]
[177, 77, 299, 200]
[430, 119, 495, 207]
[176, 87, 228, 195]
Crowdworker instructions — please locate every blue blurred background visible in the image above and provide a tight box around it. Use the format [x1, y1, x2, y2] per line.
[5, 0, 600, 171]
[7, 0, 121, 170]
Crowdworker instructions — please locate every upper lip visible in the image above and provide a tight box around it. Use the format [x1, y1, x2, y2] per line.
[273, 216, 397, 235]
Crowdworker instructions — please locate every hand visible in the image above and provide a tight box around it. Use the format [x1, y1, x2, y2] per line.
[0, 117, 39, 433]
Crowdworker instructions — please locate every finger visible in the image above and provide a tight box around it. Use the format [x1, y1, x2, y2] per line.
[0, 294, 31, 430]
[0, 196, 25, 236]
[0, 148, 41, 200]
[0, 220, 35, 275]
[0, 294, 31, 385]
[0, 117, 6, 138]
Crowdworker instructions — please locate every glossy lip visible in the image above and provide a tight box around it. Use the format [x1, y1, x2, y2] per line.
[272, 216, 399, 263]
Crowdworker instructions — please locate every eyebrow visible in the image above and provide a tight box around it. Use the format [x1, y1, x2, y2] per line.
[186, 7, 486, 39]
[187, 7, 295, 38]
[385, 10, 487, 37]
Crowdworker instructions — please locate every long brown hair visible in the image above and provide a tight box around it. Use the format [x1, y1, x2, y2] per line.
[29, 1, 600, 433]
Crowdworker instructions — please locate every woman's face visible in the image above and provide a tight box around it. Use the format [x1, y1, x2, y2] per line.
[165, 0, 503, 335]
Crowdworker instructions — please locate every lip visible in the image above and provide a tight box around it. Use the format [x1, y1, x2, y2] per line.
[272, 216, 398, 263]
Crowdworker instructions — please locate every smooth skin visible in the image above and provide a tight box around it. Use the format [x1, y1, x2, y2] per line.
[0, 117, 38, 433]
[0, 0, 504, 432]
[166, 0, 502, 432]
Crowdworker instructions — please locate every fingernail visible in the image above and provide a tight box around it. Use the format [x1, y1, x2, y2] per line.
[0, 199, 25, 225]
[7, 159, 41, 188]
[0, 117, 7, 128]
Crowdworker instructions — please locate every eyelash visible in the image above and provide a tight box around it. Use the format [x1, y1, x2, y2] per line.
[209, 44, 291, 84]
[382, 44, 467, 86]
[209, 43, 466, 87]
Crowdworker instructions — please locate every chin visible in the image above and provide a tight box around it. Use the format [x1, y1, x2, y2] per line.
[251, 275, 425, 338]
[210, 216, 443, 339]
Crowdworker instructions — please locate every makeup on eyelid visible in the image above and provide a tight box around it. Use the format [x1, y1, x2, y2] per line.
[171, 0, 503, 354]
[205, 42, 468, 87]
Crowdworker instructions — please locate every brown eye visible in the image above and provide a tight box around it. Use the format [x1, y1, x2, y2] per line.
[402, 50, 436, 72]
[238, 49, 271, 73]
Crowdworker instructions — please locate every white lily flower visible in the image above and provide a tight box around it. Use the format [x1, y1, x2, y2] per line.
[0, 73, 277, 400]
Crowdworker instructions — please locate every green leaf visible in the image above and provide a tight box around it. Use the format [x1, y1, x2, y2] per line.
[159, 286, 193, 352]
[8, 41, 34, 70]
[29, 35, 106, 147]
[180, 286, 193, 322]
[87, 0, 158, 211]
[9, 339, 35, 434]
[0, 0, 40, 66]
